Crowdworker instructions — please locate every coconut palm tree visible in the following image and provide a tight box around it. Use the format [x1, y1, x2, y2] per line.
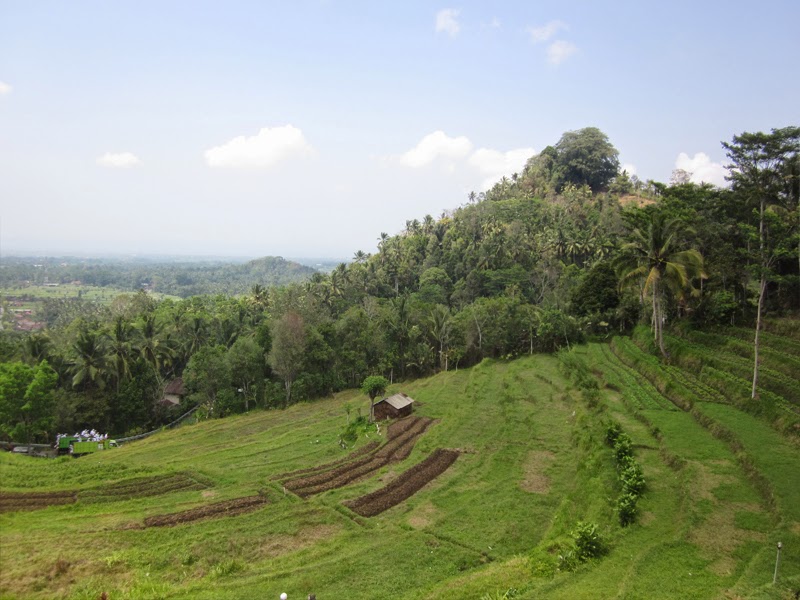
[69, 328, 109, 390]
[618, 213, 704, 356]
[107, 316, 135, 393]
[138, 314, 173, 378]
[427, 305, 451, 371]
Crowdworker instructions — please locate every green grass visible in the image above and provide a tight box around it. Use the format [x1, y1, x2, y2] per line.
[1, 349, 798, 599]
[1, 285, 177, 309]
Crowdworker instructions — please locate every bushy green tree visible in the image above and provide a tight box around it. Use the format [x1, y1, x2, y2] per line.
[268, 312, 307, 406]
[723, 126, 800, 398]
[553, 127, 620, 192]
[184, 345, 232, 417]
[361, 375, 389, 422]
[0, 360, 57, 443]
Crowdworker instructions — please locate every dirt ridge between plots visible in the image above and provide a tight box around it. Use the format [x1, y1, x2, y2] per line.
[0, 490, 77, 512]
[143, 495, 269, 527]
[345, 449, 459, 517]
[0, 472, 213, 513]
[80, 472, 211, 503]
[283, 416, 435, 498]
[274, 441, 381, 480]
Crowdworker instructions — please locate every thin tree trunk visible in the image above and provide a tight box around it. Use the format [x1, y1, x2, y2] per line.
[472, 312, 482, 352]
[752, 196, 767, 400]
[653, 281, 667, 357]
[752, 275, 766, 399]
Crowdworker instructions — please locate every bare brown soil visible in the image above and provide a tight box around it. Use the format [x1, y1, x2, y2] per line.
[80, 472, 211, 503]
[345, 449, 459, 517]
[283, 416, 435, 498]
[143, 495, 269, 527]
[274, 441, 380, 480]
[520, 450, 555, 494]
[0, 490, 77, 512]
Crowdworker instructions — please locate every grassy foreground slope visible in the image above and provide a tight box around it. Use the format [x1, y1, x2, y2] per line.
[1, 350, 798, 599]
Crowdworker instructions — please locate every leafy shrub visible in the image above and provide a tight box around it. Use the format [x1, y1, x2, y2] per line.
[340, 415, 368, 444]
[558, 548, 580, 572]
[620, 463, 646, 495]
[573, 522, 606, 560]
[618, 492, 639, 526]
[605, 421, 622, 445]
[613, 433, 633, 462]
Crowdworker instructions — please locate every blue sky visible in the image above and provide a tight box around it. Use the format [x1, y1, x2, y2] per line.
[1, 0, 798, 258]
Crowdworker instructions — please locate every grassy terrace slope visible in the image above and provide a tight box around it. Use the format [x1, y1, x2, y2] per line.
[1, 350, 799, 599]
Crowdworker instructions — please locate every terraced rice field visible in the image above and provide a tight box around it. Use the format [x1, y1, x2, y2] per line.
[1, 345, 798, 600]
[280, 415, 435, 497]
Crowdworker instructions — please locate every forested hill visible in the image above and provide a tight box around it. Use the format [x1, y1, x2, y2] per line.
[0, 256, 318, 297]
[0, 126, 797, 443]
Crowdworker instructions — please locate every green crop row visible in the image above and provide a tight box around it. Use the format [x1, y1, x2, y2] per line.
[597, 346, 674, 411]
[726, 326, 800, 358]
[610, 337, 695, 411]
[764, 317, 800, 341]
[665, 334, 800, 407]
[624, 329, 800, 437]
[685, 329, 800, 379]
[605, 423, 646, 526]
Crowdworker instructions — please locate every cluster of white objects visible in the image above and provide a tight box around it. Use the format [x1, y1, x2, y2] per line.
[56, 429, 109, 444]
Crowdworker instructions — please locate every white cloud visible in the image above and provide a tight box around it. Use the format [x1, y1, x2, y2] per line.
[674, 152, 728, 187]
[483, 17, 501, 30]
[399, 131, 473, 168]
[527, 20, 567, 43]
[435, 8, 460, 37]
[0, 81, 12, 95]
[547, 40, 578, 65]
[468, 147, 535, 190]
[205, 125, 313, 168]
[621, 163, 637, 176]
[96, 152, 141, 168]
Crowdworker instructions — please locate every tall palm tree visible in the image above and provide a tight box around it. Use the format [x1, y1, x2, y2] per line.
[107, 316, 135, 393]
[69, 328, 109, 390]
[24, 332, 52, 365]
[427, 305, 451, 371]
[618, 213, 704, 356]
[138, 314, 173, 378]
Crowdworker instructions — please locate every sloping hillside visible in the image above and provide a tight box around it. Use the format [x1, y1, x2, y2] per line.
[1, 348, 798, 599]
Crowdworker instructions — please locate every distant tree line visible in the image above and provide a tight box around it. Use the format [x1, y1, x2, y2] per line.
[1, 126, 797, 443]
[0, 256, 317, 297]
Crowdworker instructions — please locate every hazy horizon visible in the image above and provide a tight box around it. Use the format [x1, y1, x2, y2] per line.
[2, 1, 798, 258]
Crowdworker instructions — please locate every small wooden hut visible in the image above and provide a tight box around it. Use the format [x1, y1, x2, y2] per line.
[373, 392, 415, 420]
[160, 378, 186, 406]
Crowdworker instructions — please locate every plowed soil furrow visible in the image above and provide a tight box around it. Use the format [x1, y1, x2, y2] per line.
[291, 418, 434, 498]
[143, 495, 268, 527]
[0, 491, 77, 512]
[81, 474, 179, 496]
[0, 490, 76, 500]
[274, 441, 380, 480]
[287, 418, 429, 491]
[279, 415, 425, 487]
[80, 473, 210, 502]
[387, 415, 422, 439]
[346, 449, 459, 517]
